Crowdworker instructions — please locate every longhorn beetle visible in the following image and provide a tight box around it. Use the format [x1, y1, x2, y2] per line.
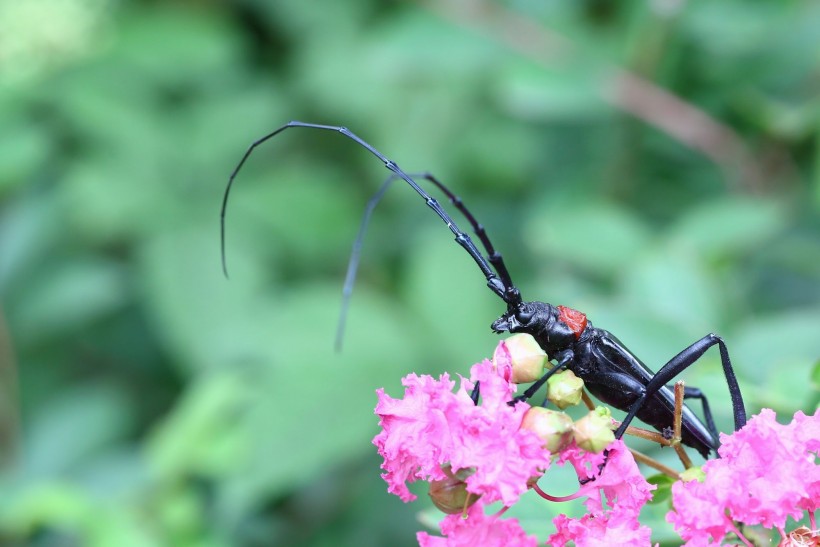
[221, 121, 747, 461]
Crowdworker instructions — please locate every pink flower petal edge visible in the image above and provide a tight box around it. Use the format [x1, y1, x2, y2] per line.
[667, 409, 820, 545]
[373, 357, 551, 506]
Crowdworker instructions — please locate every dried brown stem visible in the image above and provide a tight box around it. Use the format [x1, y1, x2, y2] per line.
[628, 448, 680, 480]
[673, 381, 693, 469]
[619, 422, 671, 446]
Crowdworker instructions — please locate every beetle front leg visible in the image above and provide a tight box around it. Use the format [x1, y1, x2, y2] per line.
[508, 350, 574, 406]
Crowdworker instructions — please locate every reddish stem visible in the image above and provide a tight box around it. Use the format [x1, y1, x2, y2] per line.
[531, 482, 585, 503]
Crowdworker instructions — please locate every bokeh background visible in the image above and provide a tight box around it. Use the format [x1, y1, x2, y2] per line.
[1, 0, 819, 545]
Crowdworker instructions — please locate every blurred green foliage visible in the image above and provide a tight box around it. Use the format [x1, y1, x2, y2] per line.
[0, 0, 818, 545]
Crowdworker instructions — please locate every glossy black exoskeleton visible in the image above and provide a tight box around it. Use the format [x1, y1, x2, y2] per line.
[221, 121, 747, 462]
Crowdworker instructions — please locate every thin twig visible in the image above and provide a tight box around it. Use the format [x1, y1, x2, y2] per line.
[618, 422, 671, 446]
[628, 447, 680, 479]
[673, 381, 693, 469]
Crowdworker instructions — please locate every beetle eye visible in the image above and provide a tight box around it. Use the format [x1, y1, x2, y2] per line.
[516, 307, 534, 324]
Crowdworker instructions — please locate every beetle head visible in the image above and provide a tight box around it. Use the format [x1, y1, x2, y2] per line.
[492, 302, 581, 356]
[492, 301, 550, 335]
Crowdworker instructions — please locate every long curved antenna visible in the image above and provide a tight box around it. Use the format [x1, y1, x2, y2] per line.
[221, 121, 521, 303]
[417, 172, 515, 289]
[335, 172, 518, 350]
[335, 174, 394, 350]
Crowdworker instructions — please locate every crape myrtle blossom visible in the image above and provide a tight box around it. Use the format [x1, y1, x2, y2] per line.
[373, 339, 656, 545]
[667, 408, 820, 546]
[374, 337, 820, 545]
[373, 339, 655, 546]
[547, 440, 655, 546]
[417, 499, 538, 547]
[373, 358, 550, 507]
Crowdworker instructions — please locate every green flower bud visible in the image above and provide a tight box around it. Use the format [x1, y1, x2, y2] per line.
[574, 407, 616, 453]
[428, 465, 480, 514]
[520, 407, 574, 452]
[546, 370, 584, 409]
[679, 466, 706, 483]
[493, 333, 548, 384]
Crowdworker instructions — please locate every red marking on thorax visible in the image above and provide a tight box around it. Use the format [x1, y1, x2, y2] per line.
[557, 305, 587, 339]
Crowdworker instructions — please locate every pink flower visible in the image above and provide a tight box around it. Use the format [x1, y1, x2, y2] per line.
[667, 409, 820, 545]
[373, 372, 461, 502]
[373, 358, 550, 506]
[549, 509, 653, 547]
[375, 337, 820, 546]
[792, 410, 820, 515]
[665, 470, 736, 544]
[417, 500, 538, 546]
[548, 440, 655, 546]
[449, 361, 550, 505]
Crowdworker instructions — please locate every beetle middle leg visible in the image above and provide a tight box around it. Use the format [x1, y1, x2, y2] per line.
[578, 334, 747, 483]
[615, 333, 746, 449]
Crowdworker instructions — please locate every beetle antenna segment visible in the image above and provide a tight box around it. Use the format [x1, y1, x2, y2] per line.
[221, 121, 522, 312]
[336, 171, 519, 350]
[335, 174, 394, 351]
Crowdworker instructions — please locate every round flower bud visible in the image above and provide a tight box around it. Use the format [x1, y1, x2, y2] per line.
[428, 465, 479, 514]
[574, 407, 616, 453]
[679, 466, 706, 483]
[546, 370, 584, 409]
[493, 333, 548, 384]
[520, 407, 574, 452]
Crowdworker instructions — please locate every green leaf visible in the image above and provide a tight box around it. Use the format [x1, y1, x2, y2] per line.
[646, 474, 675, 505]
[734, 310, 820, 412]
[525, 200, 652, 274]
[618, 243, 721, 331]
[213, 283, 423, 522]
[402, 225, 501, 367]
[0, 114, 50, 193]
[0, 484, 155, 547]
[497, 62, 610, 122]
[13, 258, 127, 343]
[667, 197, 786, 259]
[113, 5, 243, 86]
[24, 383, 135, 475]
[146, 369, 252, 479]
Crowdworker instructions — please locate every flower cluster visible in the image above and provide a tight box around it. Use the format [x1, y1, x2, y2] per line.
[417, 500, 539, 546]
[373, 337, 653, 545]
[667, 408, 820, 545]
[373, 338, 820, 545]
[373, 358, 550, 508]
[548, 441, 655, 546]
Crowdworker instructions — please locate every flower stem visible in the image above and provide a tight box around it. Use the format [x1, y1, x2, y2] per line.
[628, 448, 680, 479]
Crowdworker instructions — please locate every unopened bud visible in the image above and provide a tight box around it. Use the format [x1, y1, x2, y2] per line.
[493, 334, 547, 384]
[546, 370, 584, 409]
[679, 466, 705, 483]
[428, 465, 479, 514]
[520, 407, 574, 452]
[574, 407, 615, 453]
